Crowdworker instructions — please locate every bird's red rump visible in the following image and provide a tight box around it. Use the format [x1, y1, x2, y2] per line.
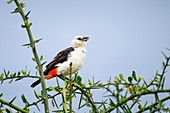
[45, 68, 58, 80]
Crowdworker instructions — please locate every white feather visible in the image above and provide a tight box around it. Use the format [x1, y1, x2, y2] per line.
[57, 35, 89, 76]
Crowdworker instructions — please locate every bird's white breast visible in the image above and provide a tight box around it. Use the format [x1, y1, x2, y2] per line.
[57, 48, 85, 76]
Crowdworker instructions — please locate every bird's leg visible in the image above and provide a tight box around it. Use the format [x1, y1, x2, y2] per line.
[58, 75, 69, 81]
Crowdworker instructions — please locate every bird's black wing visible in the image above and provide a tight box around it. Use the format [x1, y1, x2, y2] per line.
[31, 47, 74, 88]
[44, 47, 74, 75]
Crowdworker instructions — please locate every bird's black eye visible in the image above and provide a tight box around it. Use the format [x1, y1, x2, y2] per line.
[77, 38, 82, 41]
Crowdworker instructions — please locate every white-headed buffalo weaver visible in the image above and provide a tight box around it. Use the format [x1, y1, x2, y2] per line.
[31, 35, 89, 88]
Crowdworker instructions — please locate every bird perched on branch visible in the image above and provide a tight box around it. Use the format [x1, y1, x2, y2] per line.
[31, 35, 89, 88]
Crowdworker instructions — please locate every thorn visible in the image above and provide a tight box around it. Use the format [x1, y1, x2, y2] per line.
[1, 81, 4, 84]
[34, 38, 43, 44]
[161, 51, 167, 59]
[58, 75, 69, 81]
[166, 48, 170, 51]
[9, 96, 17, 104]
[41, 61, 47, 66]
[25, 10, 31, 19]
[22, 43, 31, 47]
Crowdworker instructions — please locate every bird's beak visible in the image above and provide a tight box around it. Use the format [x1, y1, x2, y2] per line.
[83, 37, 89, 42]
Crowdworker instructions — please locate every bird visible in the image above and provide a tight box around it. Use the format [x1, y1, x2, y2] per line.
[31, 35, 89, 88]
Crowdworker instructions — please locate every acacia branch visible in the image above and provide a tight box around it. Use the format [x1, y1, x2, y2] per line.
[136, 95, 170, 113]
[69, 64, 73, 113]
[13, 0, 49, 112]
[158, 56, 170, 89]
[0, 98, 27, 113]
[105, 89, 170, 112]
[2, 75, 39, 81]
[26, 93, 60, 108]
[73, 83, 99, 113]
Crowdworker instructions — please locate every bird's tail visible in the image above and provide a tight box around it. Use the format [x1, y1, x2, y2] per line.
[30, 79, 40, 88]
[30, 68, 58, 88]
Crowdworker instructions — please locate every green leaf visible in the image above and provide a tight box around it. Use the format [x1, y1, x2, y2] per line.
[28, 23, 32, 28]
[0, 93, 3, 97]
[62, 85, 67, 113]
[75, 75, 82, 86]
[10, 73, 16, 78]
[52, 99, 58, 108]
[158, 101, 163, 108]
[34, 90, 40, 99]
[21, 94, 28, 105]
[107, 77, 111, 83]
[9, 79, 13, 84]
[21, 24, 26, 28]
[5, 108, 11, 113]
[138, 76, 143, 82]
[11, 8, 19, 14]
[40, 55, 43, 61]
[35, 66, 39, 70]
[132, 71, 137, 81]
[48, 86, 60, 92]
[128, 76, 133, 83]
[162, 62, 166, 68]
[24, 20, 29, 26]
[119, 73, 125, 81]
[88, 79, 92, 85]
[21, 69, 26, 75]
[0, 73, 4, 81]
[109, 98, 115, 106]
[86, 102, 91, 107]
[7, 0, 13, 4]
[52, 99, 55, 107]
[47, 87, 53, 92]
[14, 73, 16, 77]
[32, 57, 36, 62]
[20, 3, 27, 8]
[114, 76, 120, 82]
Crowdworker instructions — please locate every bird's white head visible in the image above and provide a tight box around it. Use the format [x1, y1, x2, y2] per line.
[71, 35, 89, 48]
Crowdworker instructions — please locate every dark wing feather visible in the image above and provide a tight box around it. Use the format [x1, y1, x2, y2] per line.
[44, 47, 74, 75]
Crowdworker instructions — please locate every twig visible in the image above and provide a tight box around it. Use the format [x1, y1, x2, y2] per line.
[13, 0, 49, 112]
[0, 98, 28, 113]
[158, 55, 170, 89]
[136, 95, 170, 113]
[2, 75, 39, 81]
[26, 92, 60, 109]
[73, 83, 99, 113]
[105, 89, 170, 112]
[69, 63, 73, 113]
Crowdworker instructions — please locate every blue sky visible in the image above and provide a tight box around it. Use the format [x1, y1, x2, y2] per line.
[1, 0, 170, 112]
